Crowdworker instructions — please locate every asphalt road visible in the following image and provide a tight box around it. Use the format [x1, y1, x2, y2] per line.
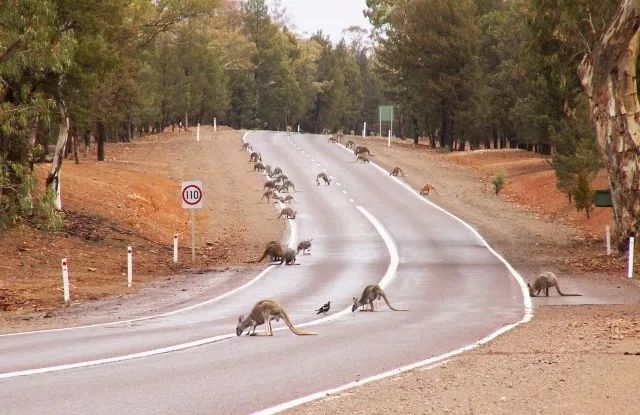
[0, 131, 528, 414]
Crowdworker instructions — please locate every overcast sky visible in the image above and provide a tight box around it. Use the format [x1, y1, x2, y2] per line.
[273, 0, 372, 41]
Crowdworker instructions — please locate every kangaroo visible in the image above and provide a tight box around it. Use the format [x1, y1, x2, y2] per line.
[345, 139, 355, 149]
[528, 272, 582, 297]
[352, 284, 407, 312]
[316, 173, 331, 186]
[254, 162, 265, 172]
[336, 130, 344, 140]
[261, 190, 278, 203]
[297, 239, 313, 255]
[356, 154, 370, 163]
[272, 167, 283, 177]
[390, 167, 405, 177]
[282, 195, 296, 204]
[241, 142, 251, 151]
[279, 248, 300, 265]
[236, 299, 317, 336]
[255, 241, 283, 262]
[264, 180, 278, 190]
[249, 152, 261, 163]
[275, 175, 288, 184]
[328, 135, 338, 143]
[420, 183, 439, 195]
[281, 180, 296, 192]
[264, 165, 272, 176]
[354, 146, 374, 157]
[277, 207, 297, 219]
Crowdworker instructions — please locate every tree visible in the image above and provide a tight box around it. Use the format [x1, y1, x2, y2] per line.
[578, 0, 640, 248]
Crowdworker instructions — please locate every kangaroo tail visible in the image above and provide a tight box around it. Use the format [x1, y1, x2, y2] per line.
[381, 292, 408, 311]
[255, 249, 269, 263]
[281, 310, 317, 335]
[557, 287, 582, 296]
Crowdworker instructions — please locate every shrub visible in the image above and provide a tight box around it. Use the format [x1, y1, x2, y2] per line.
[491, 170, 506, 195]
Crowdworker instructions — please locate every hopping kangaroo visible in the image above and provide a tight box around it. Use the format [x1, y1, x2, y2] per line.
[390, 167, 405, 177]
[277, 207, 297, 219]
[420, 183, 438, 195]
[528, 272, 582, 297]
[316, 173, 331, 186]
[255, 241, 283, 262]
[236, 300, 317, 336]
[352, 284, 407, 312]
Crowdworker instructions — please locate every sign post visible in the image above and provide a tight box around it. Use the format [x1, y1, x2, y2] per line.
[181, 181, 203, 263]
[379, 105, 394, 139]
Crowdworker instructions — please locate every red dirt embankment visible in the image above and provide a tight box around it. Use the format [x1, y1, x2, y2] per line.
[0, 127, 282, 318]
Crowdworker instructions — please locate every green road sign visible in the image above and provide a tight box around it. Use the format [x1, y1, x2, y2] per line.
[594, 190, 612, 207]
[379, 105, 394, 122]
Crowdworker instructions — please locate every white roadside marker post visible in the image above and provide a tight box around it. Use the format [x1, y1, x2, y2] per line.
[61, 258, 70, 305]
[196, 123, 200, 142]
[628, 237, 635, 279]
[297, 124, 300, 133]
[363, 122, 367, 138]
[388, 129, 391, 147]
[127, 246, 133, 288]
[606, 225, 611, 256]
[173, 234, 178, 263]
[214, 118, 217, 132]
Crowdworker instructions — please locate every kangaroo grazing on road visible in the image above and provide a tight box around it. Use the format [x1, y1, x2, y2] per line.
[282, 195, 296, 204]
[345, 139, 355, 149]
[390, 167, 405, 177]
[264, 180, 278, 190]
[255, 241, 283, 262]
[420, 183, 439, 195]
[261, 190, 278, 203]
[354, 146, 374, 157]
[277, 207, 297, 219]
[241, 142, 251, 151]
[275, 175, 288, 184]
[528, 272, 582, 297]
[352, 284, 407, 312]
[249, 152, 261, 163]
[236, 300, 317, 336]
[356, 154, 370, 163]
[280, 180, 296, 192]
[316, 173, 331, 185]
[254, 162, 265, 172]
[297, 239, 313, 255]
[271, 167, 283, 177]
[279, 248, 300, 265]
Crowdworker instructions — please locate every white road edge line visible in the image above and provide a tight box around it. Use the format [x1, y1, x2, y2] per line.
[250, 136, 534, 415]
[0, 131, 286, 339]
[0, 207, 392, 380]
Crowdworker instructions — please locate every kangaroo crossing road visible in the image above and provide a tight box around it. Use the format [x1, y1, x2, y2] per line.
[0, 131, 530, 414]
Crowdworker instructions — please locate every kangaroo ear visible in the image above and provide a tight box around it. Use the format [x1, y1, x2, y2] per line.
[238, 315, 243, 324]
[352, 297, 357, 303]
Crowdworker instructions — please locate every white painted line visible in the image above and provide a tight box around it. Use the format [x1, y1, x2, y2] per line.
[342, 190, 347, 194]
[0, 207, 391, 379]
[349, 199, 355, 203]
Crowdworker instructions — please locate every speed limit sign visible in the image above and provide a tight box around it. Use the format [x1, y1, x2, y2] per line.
[181, 181, 203, 209]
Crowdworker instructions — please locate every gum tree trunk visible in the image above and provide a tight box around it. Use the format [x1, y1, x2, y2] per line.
[45, 105, 69, 210]
[578, 0, 640, 249]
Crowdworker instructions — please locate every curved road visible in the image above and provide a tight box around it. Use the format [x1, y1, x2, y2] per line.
[0, 131, 529, 414]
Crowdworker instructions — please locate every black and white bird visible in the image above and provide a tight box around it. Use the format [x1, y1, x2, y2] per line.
[315, 301, 331, 315]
